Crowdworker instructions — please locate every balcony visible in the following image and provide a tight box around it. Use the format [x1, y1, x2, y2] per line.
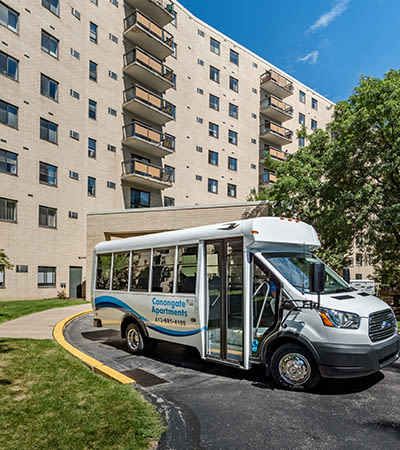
[124, 0, 175, 27]
[260, 70, 293, 99]
[260, 96, 293, 123]
[260, 121, 292, 146]
[259, 171, 277, 186]
[259, 145, 286, 161]
[123, 47, 174, 93]
[121, 158, 173, 189]
[123, 84, 175, 125]
[122, 121, 175, 157]
[124, 10, 174, 61]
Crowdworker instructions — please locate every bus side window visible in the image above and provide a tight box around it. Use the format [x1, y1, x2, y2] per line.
[96, 253, 112, 290]
[112, 252, 130, 291]
[131, 249, 150, 292]
[177, 245, 198, 294]
[152, 247, 175, 293]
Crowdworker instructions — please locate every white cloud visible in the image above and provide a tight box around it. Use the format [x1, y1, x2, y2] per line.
[297, 50, 319, 64]
[309, 0, 350, 32]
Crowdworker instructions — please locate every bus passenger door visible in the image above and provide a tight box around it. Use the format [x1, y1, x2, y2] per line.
[205, 238, 243, 366]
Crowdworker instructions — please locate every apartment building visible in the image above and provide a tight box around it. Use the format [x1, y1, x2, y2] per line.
[0, 0, 335, 300]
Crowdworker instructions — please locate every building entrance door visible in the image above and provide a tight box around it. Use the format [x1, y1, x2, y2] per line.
[69, 266, 83, 298]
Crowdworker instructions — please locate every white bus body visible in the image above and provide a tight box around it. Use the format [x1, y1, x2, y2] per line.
[91, 217, 399, 389]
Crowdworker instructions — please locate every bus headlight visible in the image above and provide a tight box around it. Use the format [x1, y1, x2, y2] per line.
[318, 308, 360, 329]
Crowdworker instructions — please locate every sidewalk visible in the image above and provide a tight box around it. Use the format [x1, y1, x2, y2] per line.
[0, 303, 91, 339]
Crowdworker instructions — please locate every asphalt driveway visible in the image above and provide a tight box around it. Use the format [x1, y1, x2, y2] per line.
[64, 313, 400, 450]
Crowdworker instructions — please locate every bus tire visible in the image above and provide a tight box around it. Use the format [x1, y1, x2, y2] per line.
[270, 343, 320, 390]
[125, 323, 146, 355]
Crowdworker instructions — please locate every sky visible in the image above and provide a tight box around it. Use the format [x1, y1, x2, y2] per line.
[177, 0, 400, 103]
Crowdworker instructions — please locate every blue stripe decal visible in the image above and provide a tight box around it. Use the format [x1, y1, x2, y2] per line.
[95, 295, 205, 337]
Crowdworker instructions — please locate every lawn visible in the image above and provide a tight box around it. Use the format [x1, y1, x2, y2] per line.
[0, 338, 166, 450]
[0, 299, 88, 324]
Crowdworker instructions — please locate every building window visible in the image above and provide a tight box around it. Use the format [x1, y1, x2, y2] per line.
[299, 137, 305, 147]
[251, 163, 256, 169]
[197, 58, 204, 66]
[16, 265, 28, 273]
[210, 37, 220, 55]
[40, 118, 57, 144]
[198, 29, 204, 37]
[109, 70, 117, 80]
[110, 0, 118, 6]
[312, 98, 318, 110]
[355, 253, 363, 267]
[0, 149, 17, 175]
[0, 51, 18, 80]
[69, 170, 79, 180]
[88, 99, 97, 119]
[196, 145, 203, 152]
[69, 211, 78, 219]
[71, 7, 81, 20]
[42, 0, 59, 16]
[230, 49, 239, 65]
[252, 87, 257, 94]
[131, 188, 150, 208]
[0, 269, 3, 287]
[228, 130, 238, 145]
[0, 197, 16, 222]
[251, 138, 257, 144]
[299, 113, 305, 125]
[165, 165, 175, 182]
[164, 196, 175, 207]
[253, 62, 258, 68]
[39, 162, 57, 186]
[209, 66, 220, 83]
[311, 119, 317, 130]
[109, 33, 118, 43]
[70, 89, 80, 100]
[107, 181, 116, 189]
[41, 30, 59, 58]
[209, 122, 219, 138]
[91, 0, 98, 5]
[197, 88, 204, 95]
[0, 2, 18, 32]
[70, 130, 79, 140]
[108, 107, 117, 116]
[0, 100, 18, 128]
[90, 22, 98, 43]
[107, 144, 116, 152]
[71, 48, 80, 59]
[228, 157, 237, 171]
[38, 266, 56, 287]
[40, 74, 58, 101]
[88, 177, 96, 196]
[195, 175, 202, 181]
[299, 90, 306, 103]
[229, 76, 238, 92]
[208, 150, 218, 166]
[39, 205, 57, 228]
[208, 178, 218, 194]
[229, 103, 238, 119]
[251, 113, 257, 119]
[196, 117, 203, 124]
[89, 61, 97, 81]
[88, 138, 96, 158]
[209, 94, 219, 111]
[227, 183, 236, 198]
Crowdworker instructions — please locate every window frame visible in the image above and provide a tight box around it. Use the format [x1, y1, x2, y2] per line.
[39, 161, 57, 186]
[227, 183, 237, 198]
[208, 178, 218, 194]
[38, 205, 57, 228]
[228, 156, 237, 171]
[38, 266, 56, 287]
[0, 148, 17, 175]
[208, 150, 219, 166]
[0, 196, 17, 222]
[299, 113, 305, 126]
[228, 129, 238, 145]
[40, 117, 58, 144]
[89, 60, 98, 81]
[88, 176, 96, 197]
[42, 0, 59, 17]
[130, 188, 150, 208]
[0, 99, 18, 129]
[88, 99, 97, 120]
[41, 30, 59, 58]
[209, 66, 220, 83]
[229, 76, 239, 92]
[209, 93, 219, 111]
[210, 37, 220, 55]
[229, 103, 238, 119]
[0, 50, 18, 81]
[230, 49, 239, 65]
[208, 122, 219, 138]
[90, 22, 98, 43]
[312, 97, 318, 110]
[0, 2, 19, 32]
[299, 90, 306, 104]
[88, 138, 96, 158]
[40, 73, 59, 101]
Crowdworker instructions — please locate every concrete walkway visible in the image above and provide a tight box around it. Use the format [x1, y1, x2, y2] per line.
[0, 303, 91, 339]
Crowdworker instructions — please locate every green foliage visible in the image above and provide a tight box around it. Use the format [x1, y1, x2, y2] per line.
[254, 70, 400, 284]
[0, 249, 13, 271]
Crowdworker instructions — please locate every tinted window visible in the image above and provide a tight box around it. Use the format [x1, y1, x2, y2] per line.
[152, 247, 175, 293]
[177, 245, 198, 293]
[131, 249, 150, 291]
[96, 253, 112, 290]
[112, 252, 129, 291]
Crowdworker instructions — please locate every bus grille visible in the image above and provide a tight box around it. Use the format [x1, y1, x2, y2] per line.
[368, 309, 397, 342]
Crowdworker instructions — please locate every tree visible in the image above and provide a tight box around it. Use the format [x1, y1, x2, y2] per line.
[0, 249, 13, 271]
[253, 70, 400, 288]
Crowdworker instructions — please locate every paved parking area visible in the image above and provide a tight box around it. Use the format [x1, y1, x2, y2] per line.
[65, 313, 400, 450]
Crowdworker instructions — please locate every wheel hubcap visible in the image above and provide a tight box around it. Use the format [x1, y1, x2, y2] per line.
[127, 328, 139, 350]
[278, 352, 311, 385]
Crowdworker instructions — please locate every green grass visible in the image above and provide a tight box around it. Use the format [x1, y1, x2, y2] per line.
[0, 339, 166, 450]
[0, 299, 87, 325]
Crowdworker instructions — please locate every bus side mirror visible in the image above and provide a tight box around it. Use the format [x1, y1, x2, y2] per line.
[309, 262, 326, 293]
[342, 268, 350, 284]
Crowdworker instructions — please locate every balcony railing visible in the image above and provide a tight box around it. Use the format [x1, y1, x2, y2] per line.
[124, 10, 174, 48]
[121, 158, 172, 183]
[260, 121, 292, 142]
[260, 96, 293, 117]
[259, 171, 277, 185]
[124, 47, 174, 83]
[124, 0, 175, 27]
[260, 145, 286, 161]
[260, 70, 294, 98]
[123, 121, 175, 151]
[123, 84, 175, 119]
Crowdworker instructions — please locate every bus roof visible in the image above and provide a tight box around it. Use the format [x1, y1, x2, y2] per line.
[94, 217, 320, 254]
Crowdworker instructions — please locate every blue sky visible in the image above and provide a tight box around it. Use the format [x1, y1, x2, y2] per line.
[178, 0, 399, 103]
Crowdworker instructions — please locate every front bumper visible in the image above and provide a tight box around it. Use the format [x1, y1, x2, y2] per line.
[314, 333, 400, 379]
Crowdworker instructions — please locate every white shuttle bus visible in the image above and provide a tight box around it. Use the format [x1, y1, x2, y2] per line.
[91, 217, 399, 389]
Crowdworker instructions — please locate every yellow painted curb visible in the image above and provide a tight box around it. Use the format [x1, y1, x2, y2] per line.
[53, 309, 135, 385]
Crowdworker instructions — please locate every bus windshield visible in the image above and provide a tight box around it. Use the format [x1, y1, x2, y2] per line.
[264, 253, 351, 294]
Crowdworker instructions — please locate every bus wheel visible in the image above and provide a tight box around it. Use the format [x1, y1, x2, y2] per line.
[270, 343, 320, 390]
[125, 323, 146, 355]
